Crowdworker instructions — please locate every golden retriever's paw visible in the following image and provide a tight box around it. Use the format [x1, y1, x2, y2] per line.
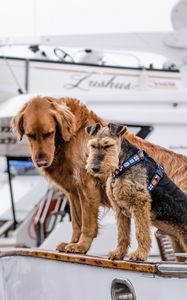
[56, 242, 68, 252]
[108, 249, 125, 260]
[129, 250, 148, 261]
[65, 242, 88, 254]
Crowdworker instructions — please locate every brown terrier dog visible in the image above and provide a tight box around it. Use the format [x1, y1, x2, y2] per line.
[86, 123, 187, 261]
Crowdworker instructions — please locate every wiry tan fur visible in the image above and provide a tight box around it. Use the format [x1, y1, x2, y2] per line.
[86, 125, 152, 260]
[107, 168, 152, 261]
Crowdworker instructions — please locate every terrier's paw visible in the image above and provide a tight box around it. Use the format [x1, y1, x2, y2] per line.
[129, 250, 148, 261]
[65, 242, 88, 254]
[108, 249, 125, 260]
[56, 242, 68, 252]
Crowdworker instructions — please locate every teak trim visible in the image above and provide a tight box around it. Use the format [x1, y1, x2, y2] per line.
[0, 248, 156, 274]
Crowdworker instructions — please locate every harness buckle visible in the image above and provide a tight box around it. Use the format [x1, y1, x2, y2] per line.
[147, 164, 164, 192]
[138, 149, 145, 159]
[156, 164, 164, 177]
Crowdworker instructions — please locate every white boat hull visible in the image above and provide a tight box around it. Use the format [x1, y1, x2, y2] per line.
[0, 252, 186, 300]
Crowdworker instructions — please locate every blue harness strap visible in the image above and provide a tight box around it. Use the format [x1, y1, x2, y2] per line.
[113, 150, 164, 192]
[113, 150, 145, 178]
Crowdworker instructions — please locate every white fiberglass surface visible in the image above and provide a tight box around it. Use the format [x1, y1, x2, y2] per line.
[0, 94, 36, 118]
[0, 255, 187, 300]
[0, 175, 48, 220]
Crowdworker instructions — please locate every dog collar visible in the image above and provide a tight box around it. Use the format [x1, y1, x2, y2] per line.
[113, 149, 164, 192]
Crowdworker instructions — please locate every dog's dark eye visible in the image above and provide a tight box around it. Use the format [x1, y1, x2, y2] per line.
[91, 144, 97, 149]
[43, 132, 54, 139]
[27, 133, 36, 140]
[103, 144, 113, 149]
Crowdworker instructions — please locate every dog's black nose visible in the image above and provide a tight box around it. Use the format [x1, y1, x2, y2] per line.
[36, 158, 48, 167]
[92, 167, 100, 173]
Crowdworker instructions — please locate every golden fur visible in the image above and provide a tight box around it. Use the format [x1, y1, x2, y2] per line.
[12, 96, 106, 253]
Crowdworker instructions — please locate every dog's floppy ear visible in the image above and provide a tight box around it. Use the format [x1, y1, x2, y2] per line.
[85, 123, 101, 136]
[108, 123, 127, 136]
[11, 102, 29, 141]
[52, 103, 76, 142]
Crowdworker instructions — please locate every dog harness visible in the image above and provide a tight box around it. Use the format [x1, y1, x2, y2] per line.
[113, 150, 164, 192]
